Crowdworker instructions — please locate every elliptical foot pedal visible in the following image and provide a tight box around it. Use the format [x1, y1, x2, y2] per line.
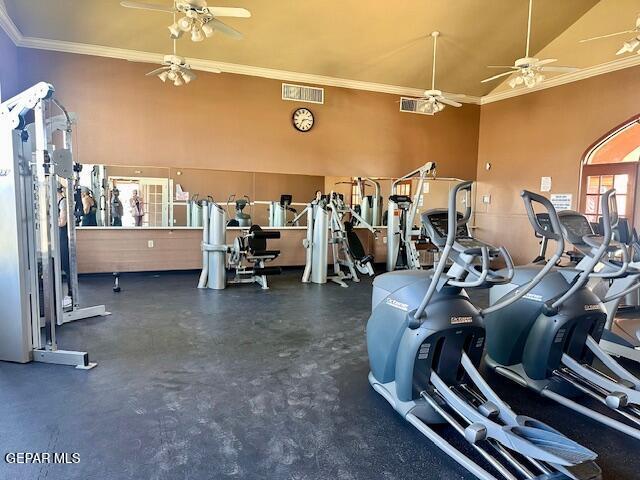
[605, 392, 628, 409]
[464, 423, 487, 443]
[478, 401, 500, 419]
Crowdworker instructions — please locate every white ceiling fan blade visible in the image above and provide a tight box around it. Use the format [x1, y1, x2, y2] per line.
[481, 71, 514, 83]
[487, 65, 519, 69]
[441, 92, 466, 99]
[145, 66, 170, 76]
[207, 7, 251, 18]
[532, 58, 557, 66]
[437, 97, 462, 107]
[579, 30, 635, 43]
[120, 1, 175, 12]
[205, 17, 243, 39]
[538, 66, 579, 73]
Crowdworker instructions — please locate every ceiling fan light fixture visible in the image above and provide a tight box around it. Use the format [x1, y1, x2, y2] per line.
[178, 16, 192, 31]
[191, 27, 205, 42]
[620, 38, 640, 54]
[202, 21, 216, 37]
[181, 69, 196, 83]
[158, 70, 169, 82]
[173, 73, 185, 86]
[168, 22, 183, 38]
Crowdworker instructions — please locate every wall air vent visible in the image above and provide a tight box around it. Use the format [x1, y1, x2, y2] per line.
[282, 83, 324, 104]
[399, 97, 433, 115]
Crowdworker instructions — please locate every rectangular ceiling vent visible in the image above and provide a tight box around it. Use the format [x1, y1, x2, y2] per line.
[399, 97, 432, 115]
[282, 83, 324, 104]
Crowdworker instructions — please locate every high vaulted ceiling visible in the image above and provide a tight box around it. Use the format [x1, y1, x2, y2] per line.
[3, 0, 639, 97]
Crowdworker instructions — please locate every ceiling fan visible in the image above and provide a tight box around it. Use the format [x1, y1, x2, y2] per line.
[580, 14, 640, 55]
[120, 0, 251, 42]
[145, 34, 219, 86]
[481, 0, 579, 89]
[403, 31, 467, 115]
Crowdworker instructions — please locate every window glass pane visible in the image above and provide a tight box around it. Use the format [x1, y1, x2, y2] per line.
[616, 195, 627, 217]
[614, 174, 629, 194]
[586, 176, 600, 194]
[600, 175, 614, 193]
[585, 195, 598, 214]
[586, 214, 597, 223]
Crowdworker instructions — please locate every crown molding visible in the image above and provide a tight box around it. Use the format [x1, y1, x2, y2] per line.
[480, 54, 640, 104]
[0, 0, 20, 44]
[0, 1, 637, 107]
[17, 35, 483, 103]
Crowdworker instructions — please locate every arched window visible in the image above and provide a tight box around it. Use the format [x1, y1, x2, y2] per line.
[580, 117, 640, 225]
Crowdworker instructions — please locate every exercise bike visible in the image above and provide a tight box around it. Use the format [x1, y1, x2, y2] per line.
[367, 181, 600, 480]
[485, 189, 640, 440]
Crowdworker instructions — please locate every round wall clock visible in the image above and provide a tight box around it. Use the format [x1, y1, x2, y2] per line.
[292, 108, 314, 132]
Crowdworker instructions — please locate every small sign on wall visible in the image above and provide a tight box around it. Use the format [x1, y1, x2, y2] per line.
[540, 176, 552, 192]
[550, 193, 573, 211]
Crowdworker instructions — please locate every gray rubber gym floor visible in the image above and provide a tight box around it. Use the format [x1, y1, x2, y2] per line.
[1, 269, 638, 480]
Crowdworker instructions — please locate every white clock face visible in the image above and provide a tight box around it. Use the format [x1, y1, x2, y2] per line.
[292, 108, 314, 132]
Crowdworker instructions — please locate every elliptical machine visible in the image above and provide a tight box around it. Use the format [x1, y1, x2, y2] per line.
[485, 189, 640, 440]
[367, 181, 600, 480]
[386, 162, 435, 271]
[532, 212, 640, 363]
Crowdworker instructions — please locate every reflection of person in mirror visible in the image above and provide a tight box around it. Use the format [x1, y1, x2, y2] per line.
[110, 188, 123, 227]
[81, 187, 98, 226]
[130, 189, 145, 227]
[57, 185, 72, 303]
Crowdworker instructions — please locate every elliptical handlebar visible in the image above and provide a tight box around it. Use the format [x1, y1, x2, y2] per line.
[551, 189, 617, 310]
[412, 181, 472, 322]
[521, 191, 563, 242]
[446, 181, 473, 246]
[481, 190, 565, 316]
[448, 246, 490, 288]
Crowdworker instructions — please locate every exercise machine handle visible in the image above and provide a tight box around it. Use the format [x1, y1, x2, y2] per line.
[251, 230, 281, 240]
[413, 181, 472, 321]
[446, 181, 473, 246]
[480, 193, 564, 316]
[590, 242, 630, 279]
[448, 246, 489, 288]
[550, 189, 616, 310]
[521, 191, 562, 241]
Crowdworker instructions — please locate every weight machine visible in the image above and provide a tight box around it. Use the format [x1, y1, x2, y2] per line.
[386, 162, 436, 271]
[295, 192, 376, 288]
[0, 82, 101, 368]
[199, 200, 282, 290]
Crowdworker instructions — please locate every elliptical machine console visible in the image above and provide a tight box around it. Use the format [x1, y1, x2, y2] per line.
[367, 182, 600, 480]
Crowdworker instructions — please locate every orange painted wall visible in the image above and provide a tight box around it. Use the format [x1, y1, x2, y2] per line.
[475, 65, 640, 263]
[16, 48, 480, 180]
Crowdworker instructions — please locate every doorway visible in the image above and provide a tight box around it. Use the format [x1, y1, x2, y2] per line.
[109, 176, 170, 227]
[580, 117, 640, 227]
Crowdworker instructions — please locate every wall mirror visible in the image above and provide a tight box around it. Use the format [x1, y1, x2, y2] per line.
[76, 164, 472, 229]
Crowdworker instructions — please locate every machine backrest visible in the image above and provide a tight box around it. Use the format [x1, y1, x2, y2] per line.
[344, 221, 367, 260]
